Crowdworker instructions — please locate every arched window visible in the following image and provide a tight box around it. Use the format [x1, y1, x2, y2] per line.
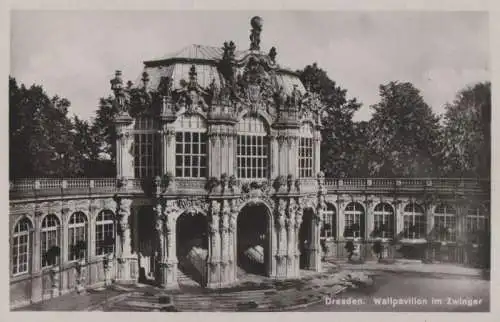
[344, 202, 365, 238]
[321, 203, 336, 239]
[466, 205, 489, 233]
[403, 203, 426, 239]
[96, 211, 115, 256]
[175, 114, 208, 178]
[434, 204, 457, 242]
[299, 123, 314, 178]
[133, 116, 161, 178]
[68, 212, 88, 261]
[12, 218, 31, 275]
[373, 203, 394, 239]
[41, 215, 61, 268]
[237, 115, 269, 179]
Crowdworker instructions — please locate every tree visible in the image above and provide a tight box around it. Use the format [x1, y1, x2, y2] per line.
[441, 82, 491, 178]
[9, 77, 82, 178]
[92, 96, 120, 172]
[367, 81, 442, 177]
[298, 63, 368, 177]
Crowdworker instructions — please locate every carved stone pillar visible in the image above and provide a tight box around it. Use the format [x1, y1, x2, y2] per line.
[161, 201, 179, 289]
[115, 120, 134, 179]
[313, 131, 321, 175]
[286, 199, 297, 277]
[269, 132, 278, 178]
[31, 210, 43, 303]
[220, 200, 231, 285]
[294, 205, 303, 276]
[207, 200, 222, 288]
[309, 201, 323, 272]
[228, 201, 238, 283]
[275, 199, 287, 278]
[337, 198, 346, 241]
[116, 198, 134, 282]
[364, 198, 374, 240]
[162, 127, 176, 175]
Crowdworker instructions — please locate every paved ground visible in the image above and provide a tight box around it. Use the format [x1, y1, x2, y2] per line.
[17, 261, 489, 312]
[302, 271, 490, 312]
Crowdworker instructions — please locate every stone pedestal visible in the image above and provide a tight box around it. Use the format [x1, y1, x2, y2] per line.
[160, 261, 179, 289]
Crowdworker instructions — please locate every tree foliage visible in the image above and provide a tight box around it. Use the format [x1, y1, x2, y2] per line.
[441, 82, 491, 178]
[367, 81, 442, 177]
[298, 63, 369, 177]
[9, 77, 82, 178]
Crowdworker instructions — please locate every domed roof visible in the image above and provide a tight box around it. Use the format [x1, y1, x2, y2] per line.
[137, 44, 306, 97]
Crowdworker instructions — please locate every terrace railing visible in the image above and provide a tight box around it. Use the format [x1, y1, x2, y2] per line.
[9, 177, 489, 200]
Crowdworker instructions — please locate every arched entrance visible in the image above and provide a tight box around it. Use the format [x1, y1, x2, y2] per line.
[299, 209, 315, 269]
[136, 206, 156, 283]
[237, 203, 272, 276]
[176, 212, 208, 287]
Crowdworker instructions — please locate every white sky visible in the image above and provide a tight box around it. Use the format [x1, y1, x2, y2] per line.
[10, 10, 489, 122]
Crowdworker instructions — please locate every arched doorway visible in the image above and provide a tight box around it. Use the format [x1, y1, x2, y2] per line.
[237, 203, 272, 276]
[176, 212, 208, 287]
[136, 206, 156, 283]
[299, 209, 314, 269]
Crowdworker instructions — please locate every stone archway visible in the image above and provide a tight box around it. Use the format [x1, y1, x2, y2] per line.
[176, 211, 209, 287]
[236, 203, 273, 277]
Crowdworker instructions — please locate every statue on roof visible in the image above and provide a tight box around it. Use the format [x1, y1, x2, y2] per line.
[250, 16, 263, 51]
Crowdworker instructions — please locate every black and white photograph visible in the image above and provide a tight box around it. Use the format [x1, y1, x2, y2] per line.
[7, 8, 491, 313]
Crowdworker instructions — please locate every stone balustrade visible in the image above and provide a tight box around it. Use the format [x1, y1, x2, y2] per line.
[9, 177, 489, 200]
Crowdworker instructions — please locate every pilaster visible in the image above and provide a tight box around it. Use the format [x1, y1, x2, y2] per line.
[274, 198, 288, 278]
[115, 120, 134, 179]
[161, 200, 179, 289]
[207, 200, 222, 288]
[116, 198, 135, 282]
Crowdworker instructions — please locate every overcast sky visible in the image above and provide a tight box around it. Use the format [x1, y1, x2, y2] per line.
[10, 10, 489, 122]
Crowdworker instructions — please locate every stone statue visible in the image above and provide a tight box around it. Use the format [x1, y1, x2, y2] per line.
[249, 16, 263, 51]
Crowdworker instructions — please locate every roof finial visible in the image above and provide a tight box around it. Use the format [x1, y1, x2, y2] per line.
[250, 16, 263, 51]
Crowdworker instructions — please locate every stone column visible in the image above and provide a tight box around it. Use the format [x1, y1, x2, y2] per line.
[31, 210, 43, 303]
[313, 130, 321, 175]
[337, 198, 346, 241]
[228, 201, 238, 283]
[220, 200, 231, 286]
[425, 201, 434, 236]
[286, 199, 297, 277]
[269, 132, 278, 178]
[364, 199, 373, 240]
[309, 202, 323, 272]
[162, 127, 176, 175]
[207, 200, 222, 288]
[115, 119, 134, 179]
[116, 198, 135, 282]
[274, 199, 288, 278]
[294, 205, 303, 276]
[161, 200, 179, 289]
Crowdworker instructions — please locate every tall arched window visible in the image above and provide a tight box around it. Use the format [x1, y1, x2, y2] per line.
[237, 115, 269, 179]
[434, 204, 457, 242]
[321, 203, 336, 239]
[133, 116, 161, 178]
[68, 212, 88, 261]
[96, 211, 115, 256]
[344, 202, 365, 238]
[373, 203, 394, 239]
[12, 218, 31, 275]
[466, 205, 489, 233]
[403, 203, 426, 239]
[41, 214, 61, 268]
[299, 123, 314, 178]
[175, 114, 208, 178]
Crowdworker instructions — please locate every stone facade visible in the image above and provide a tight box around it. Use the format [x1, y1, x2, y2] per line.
[8, 17, 490, 308]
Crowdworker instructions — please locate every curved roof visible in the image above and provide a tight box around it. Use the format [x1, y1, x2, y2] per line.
[138, 44, 306, 96]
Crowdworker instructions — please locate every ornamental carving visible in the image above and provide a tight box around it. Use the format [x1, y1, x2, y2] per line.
[176, 198, 208, 215]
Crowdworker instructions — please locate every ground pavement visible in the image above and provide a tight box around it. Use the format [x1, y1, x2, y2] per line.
[16, 261, 486, 312]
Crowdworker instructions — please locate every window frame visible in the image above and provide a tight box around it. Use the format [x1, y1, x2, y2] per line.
[373, 203, 394, 240]
[95, 211, 115, 257]
[11, 218, 32, 276]
[403, 203, 426, 240]
[236, 116, 269, 179]
[41, 214, 61, 269]
[68, 212, 88, 262]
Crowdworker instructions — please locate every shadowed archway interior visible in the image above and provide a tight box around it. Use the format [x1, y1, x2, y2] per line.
[237, 204, 271, 276]
[176, 212, 208, 287]
[299, 209, 314, 269]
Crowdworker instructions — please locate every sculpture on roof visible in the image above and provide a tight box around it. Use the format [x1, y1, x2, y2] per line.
[250, 16, 263, 51]
[171, 65, 209, 114]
